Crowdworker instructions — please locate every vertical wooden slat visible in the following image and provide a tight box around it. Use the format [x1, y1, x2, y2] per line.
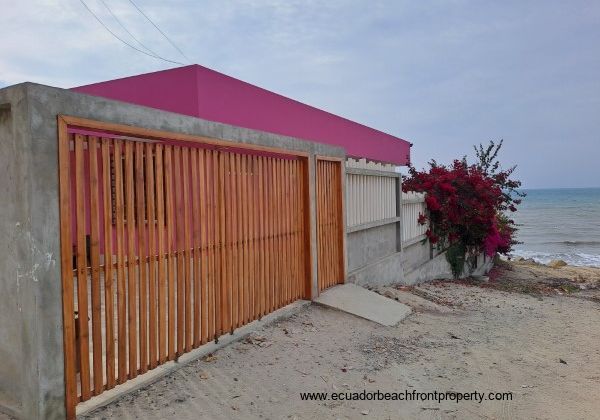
[329, 162, 336, 288]
[325, 162, 329, 288]
[263, 157, 271, 313]
[316, 161, 323, 291]
[208, 151, 215, 338]
[329, 163, 335, 288]
[212, 152, 221, 335]
[275, 158, 280, 308]
[145, 142, 158, 369]
[296, 160, 303, 297]
[199, 149, 209, 344]
[241, 154, 250, 323]
[292, 160, 298, 299]
[124, 141, 138, 378]
[211, 150, 221, 339]
[289, 160, 296, 299]
[101, 139, 115, 389]
[303, 158, 312, 299]
[299, 160, 304, 296]
[270, 158, 278, 309]
[285, 160, 293, 303]
[164, 145, 176, 360]
[277, 159, 288, 307]
[297, 160, 304, 298]
[236, 154, 244, 324]
[269, 158, 276, 311]
[88, 136, 103, 394]
[319, 161, 325, 290]
[113, 140, 127, 383]
[281, 159, 287, 306]
[291, 160, 299, 299]
[74, 135, 92, 400]
[218, 151, 228, 336]
[135, 142, 148, 374]
[247, 154, 253, 321]
[173, 147, 185, 355]
[155, 144, 167, 364]
[236, 153, 243, 327]
[328, 162, 334, 289]
[237, 153, 244, 326]
[181, 147, 192, 352]
[318, 160, 322, 290]
[257, 157, 265, 316]
[229, 153, 238, 329]
[282, 159, 289, 304]
[262, 157, 270, 313]
[323, 161, 329, 290]
[281, 159, 288, 304]
[58, 126, 77, 419]
[249, 156, 257, 320]
[331, 162, 338, 287]
[190, 148, 201, 348]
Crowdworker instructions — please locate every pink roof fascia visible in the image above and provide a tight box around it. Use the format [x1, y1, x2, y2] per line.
[73, 65, 411, 165]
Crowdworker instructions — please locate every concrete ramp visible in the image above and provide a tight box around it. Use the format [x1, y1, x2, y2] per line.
[314, 284, 411, 326]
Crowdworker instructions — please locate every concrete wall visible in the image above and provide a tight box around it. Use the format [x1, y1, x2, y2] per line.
[347, 225, 493, 287]
[401, 237, 431, 273]
[403, 249, 493, 285]
[0, 86, 27, 419]
[347, 223, 397, 273]
[344, 162, 493, 288]
[0, 82, 344, 420]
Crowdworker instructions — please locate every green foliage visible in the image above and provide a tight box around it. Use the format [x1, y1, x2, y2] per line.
[446, 242, 467, 279]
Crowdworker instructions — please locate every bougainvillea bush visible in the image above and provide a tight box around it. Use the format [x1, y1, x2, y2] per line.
[403, 141, 523, 278]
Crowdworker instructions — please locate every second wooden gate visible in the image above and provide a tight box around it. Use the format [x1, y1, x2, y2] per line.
[316, 158, 345, 291]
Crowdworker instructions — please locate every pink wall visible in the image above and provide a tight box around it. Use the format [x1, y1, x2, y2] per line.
[73, 65, 411, 165]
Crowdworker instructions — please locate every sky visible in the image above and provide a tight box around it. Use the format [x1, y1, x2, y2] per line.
[1, 0, 599, 188]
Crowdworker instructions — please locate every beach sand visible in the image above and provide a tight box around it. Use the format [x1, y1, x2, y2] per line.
[59, 262, 600, 419]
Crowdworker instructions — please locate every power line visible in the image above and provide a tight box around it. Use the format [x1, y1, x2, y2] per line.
[99, 0, 160, 58]
[126, 0, 192, 64]
[78, 0, 185, 65]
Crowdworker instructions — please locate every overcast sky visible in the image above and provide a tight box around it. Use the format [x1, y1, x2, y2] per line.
[1, 0, 598, 188]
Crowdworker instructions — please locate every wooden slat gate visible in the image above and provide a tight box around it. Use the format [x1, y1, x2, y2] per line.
[58, 117, 310, 418]
[316, 158, 345, 291]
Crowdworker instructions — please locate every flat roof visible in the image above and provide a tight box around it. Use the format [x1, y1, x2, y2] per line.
[73, 65, 410, 165]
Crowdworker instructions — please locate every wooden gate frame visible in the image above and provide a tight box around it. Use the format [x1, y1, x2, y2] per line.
[57, 115, 314, 418]
[315, 156, 346, 292]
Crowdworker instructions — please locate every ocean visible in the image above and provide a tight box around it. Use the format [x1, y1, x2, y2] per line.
[511, 188, 600, 267]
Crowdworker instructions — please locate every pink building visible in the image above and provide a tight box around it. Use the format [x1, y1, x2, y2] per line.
[73, 64, 411, 166]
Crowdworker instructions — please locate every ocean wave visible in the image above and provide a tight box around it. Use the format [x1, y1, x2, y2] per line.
[548, 241, 600, 246]
[510, 250, 600, 268]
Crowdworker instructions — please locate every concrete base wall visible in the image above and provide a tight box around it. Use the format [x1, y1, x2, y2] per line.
[347, 251, 403, 287]
[347, 224, 397, 273]
[403, 250, 493, 284]
[346, 221, 494, 288]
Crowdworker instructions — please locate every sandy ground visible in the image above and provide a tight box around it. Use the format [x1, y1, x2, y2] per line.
[75, 261, 600, 420]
